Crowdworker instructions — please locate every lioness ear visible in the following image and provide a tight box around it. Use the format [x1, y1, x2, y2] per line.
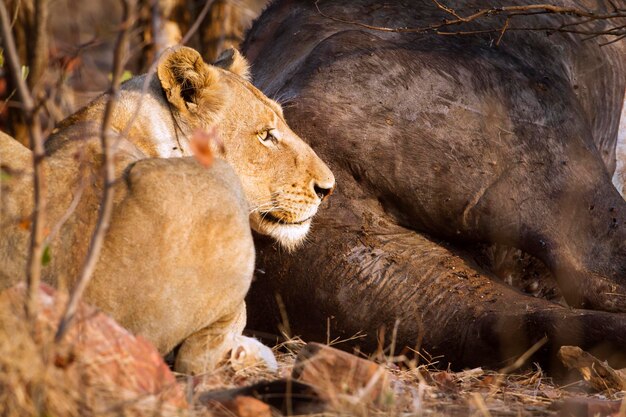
[157, 46, 225, 116]
[213, 48, 251, 81]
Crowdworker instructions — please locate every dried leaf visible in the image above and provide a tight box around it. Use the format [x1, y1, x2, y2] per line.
[479, 375, 497, 388]
[190, 127, 222, 168]
[18, 217, 31, 231]
[432, 371, 458, 392]
[61, 55, 81, 74]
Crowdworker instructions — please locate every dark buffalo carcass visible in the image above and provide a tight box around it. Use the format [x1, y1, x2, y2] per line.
[241, 0, 626, 371]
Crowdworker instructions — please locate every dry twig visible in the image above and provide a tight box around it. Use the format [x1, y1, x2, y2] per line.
[0, 0, 47, 321]
[138, 0, 168, 71]
[28, 0, 49, 96]
[2, 0, 50, 145]
[55, 0, 137, 343]
[314, 0, 626, 44]
[181, 0, 216, 45]
[499, 336, 548, 375]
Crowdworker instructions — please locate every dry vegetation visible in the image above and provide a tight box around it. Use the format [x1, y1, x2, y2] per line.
[2, 310, 625, 417]
[191, 336, 626, 416]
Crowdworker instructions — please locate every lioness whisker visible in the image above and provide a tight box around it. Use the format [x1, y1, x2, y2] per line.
[249, 206, 280, 215]
[247, 193, 280, 206]
[248, 201, 280, 214]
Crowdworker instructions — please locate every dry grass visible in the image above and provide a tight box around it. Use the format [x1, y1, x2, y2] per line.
[185, 336, 626, 416]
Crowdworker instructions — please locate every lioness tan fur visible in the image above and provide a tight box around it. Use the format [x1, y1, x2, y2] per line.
[0, 47, 335, 374]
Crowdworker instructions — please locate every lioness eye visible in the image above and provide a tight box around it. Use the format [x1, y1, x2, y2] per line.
[257, 129, 278, 144]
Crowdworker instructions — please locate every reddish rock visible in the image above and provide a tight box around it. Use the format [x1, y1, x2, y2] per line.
[0, 283, 187, 415]
[292, 342, 394, 405]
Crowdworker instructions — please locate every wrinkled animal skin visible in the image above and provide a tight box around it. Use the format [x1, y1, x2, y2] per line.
[241, 0, 626, 371]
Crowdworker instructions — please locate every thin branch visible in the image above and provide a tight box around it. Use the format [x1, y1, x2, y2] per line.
[558, 16, 597, 29]
[55, 0, 137, 343]
[313, 0, 626, 41]
[44, 163, 89, 246]
[27, 0, 48, 95]
[150, 0, 165, 58]
[118, 60, 160, 144]
[432, 0, 469, 21]
[496, 17, 511, 45]
[580, 23, 626, 41]
[10, 0, 21, 27]
[180, 0, 216, 46]
[600, 33, 626, 45]
[434, 26, 623, 36]
[0, 3, 35, 110]
[499, 336, 548, 375]
[602, 23, 626, 34]
[0, 0, 46, 321]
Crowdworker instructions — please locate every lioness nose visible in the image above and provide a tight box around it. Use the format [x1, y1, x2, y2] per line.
[314, 182, 334, 201]
[310, 157, 336, 201]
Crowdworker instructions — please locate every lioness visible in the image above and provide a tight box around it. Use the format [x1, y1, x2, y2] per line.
[0, 46, 334, 374]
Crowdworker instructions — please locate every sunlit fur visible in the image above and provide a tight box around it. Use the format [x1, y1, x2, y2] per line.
[55, 46, 335, 251]
[207, 49, 335, 250]
[149, 46, 334, 251]
[10, 46, 334, 377]
[252, 215, 312, 251]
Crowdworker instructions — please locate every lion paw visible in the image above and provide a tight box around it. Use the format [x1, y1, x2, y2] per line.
[229, 335, 278, 373]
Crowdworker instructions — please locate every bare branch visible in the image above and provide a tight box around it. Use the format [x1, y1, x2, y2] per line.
[0, 2, 35, 110]
[55, 0, 137, 343]
[0, 0, 47, 321]
[313, 0, 626, 42]
[600, 32, 626, 45]
[27, 0, 49, 95]
[496, 17, 511, 46]
[181, 0, 216, 46]
[44, 163, 89, 247]
[4, 0, 50, 145]
[432, 0, 468, 21]
[150, 0, 166, 55]
[138, 0, 162, 70]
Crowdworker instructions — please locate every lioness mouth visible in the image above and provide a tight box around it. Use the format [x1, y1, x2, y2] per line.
[261, 212, 311, 226]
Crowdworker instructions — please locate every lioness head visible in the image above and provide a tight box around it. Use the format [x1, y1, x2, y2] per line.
[157, 46, 335, 250]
